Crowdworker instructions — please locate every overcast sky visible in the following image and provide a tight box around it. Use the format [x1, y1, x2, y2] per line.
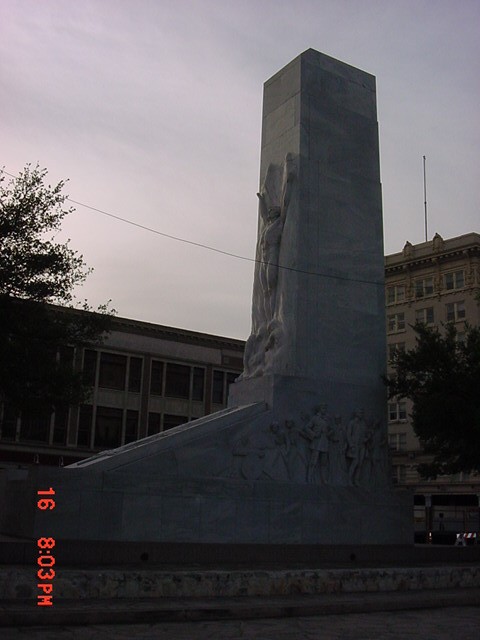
[1, 0, 479, 339]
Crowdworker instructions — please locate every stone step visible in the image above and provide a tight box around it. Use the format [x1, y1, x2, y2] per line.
[2, 588, 480, 627]
[3, 564, 480, 600]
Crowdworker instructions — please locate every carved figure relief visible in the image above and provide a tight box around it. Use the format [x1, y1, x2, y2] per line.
[257, 153, 295, 326]
[242, 153, 296, 379]
[231, 435, 265, 481]
[285, 420, 308, 482]
[370, 420, 388, 488]
[262, 422, 289, 480]
[346, 408, 368, 486]
[227, 405, 388, 489]
[301, 404, 332, 484]
[230, 422, 289, 482]
[328, 415, 349, 485]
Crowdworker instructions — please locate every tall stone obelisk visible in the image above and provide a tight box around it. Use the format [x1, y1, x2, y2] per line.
[1, 50, 412, 546]
[230, 49, 386, 425]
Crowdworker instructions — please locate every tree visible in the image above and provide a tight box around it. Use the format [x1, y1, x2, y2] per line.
[385, 322, 480, 478]
[0, 164, 113, 418]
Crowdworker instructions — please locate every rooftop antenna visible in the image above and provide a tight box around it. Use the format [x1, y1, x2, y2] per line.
[423, 155, 428, 242]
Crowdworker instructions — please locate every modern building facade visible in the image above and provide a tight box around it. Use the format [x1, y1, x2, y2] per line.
[385, 232, 480, 540]
[0, 315, 244, 466]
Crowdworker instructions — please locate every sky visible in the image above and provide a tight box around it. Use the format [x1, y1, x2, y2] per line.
[1, 0, 479, 340]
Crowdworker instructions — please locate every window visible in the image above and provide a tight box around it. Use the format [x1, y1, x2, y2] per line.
[98, 353, 127, 390]
[94, 406, 122, 449]
[128, 358, 142, 393]
[77, 405, 93, 447]
[59, 345, 75, 370]
[163, 414, 188, 431]
[388, 401, 407, 422]
[212, 370, 224, 404]
[83, 349, 97, 386]
[148, 412, 161, 436]
[388, 432, 407, 451]
[386, 284, 405, 305]
[192, 367, 205, 402]
[444, 270, 464, 291]
[19, 410, 50, 443]
[125, 410, 139, 444]
[388, 342, 405, 361]
[392, 465, 406, 484]
[212, 370, 238, 405]
[446, 301, 466, 323]
[415, 277, 434, 299]
[150, 360, 164, 395]
[52, 406, 68, 445]
[0, 404, 18, 440]
[165, 363, 190, 399]
[415, 307, 434, 325]
[387, 313, 405, 333]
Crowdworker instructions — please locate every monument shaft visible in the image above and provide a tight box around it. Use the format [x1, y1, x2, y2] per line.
[231, 49, 386, 423]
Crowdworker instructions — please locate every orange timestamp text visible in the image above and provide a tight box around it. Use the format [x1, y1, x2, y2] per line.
[36, 488, 56, 606]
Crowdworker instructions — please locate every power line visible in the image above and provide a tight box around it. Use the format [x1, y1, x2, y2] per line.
[66, 197, 254, 265]
[1, 168, 384, 287]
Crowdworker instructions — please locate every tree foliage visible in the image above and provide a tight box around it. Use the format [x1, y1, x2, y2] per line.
[0, 164, 89, 302]
[386, 322, 480, 478]
[0, 165, 113, 417]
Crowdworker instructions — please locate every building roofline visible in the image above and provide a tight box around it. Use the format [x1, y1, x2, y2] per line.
[109, 314, 246, 350]
[4, 298, 247, 351]
[385, 232, 480, 272]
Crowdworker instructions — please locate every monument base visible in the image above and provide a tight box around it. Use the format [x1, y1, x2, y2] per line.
[2, 477, 411, 545]
[0, 404, 412, 545]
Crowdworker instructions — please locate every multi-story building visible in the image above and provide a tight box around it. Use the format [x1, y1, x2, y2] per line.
[385, 232, 480, 541]
[0, 314, 244, 466]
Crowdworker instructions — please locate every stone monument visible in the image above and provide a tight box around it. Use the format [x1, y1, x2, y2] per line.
[0, 49, 411, 545]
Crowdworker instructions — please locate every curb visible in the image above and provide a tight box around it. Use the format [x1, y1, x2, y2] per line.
[2, 588, 480, 627]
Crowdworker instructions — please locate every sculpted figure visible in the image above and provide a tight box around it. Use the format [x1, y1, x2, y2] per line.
[263, 318, 283, 373]
[328, 415, 349, 485]
[257, 152, 295, 325]
[241, 328, 266, 378]
[346, 409, 368, 486]
[232, 435, 265, 481]
[371, 420, 388, 487]
[363, 424, 374, 486]
[285, 419, 307, 482]
[241, 153, 296, 379]
[261, 422, 289, 481]
[302, 404, 331, 484]
[231, 423, 290, 482]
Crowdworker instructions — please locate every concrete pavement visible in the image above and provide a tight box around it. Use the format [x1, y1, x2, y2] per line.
[2, 604, 480, 639]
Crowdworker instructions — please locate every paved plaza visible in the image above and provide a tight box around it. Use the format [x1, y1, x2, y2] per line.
[2, 606, 480, 639]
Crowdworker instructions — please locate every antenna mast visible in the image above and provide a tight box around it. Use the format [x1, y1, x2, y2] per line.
[423, 155, 428, 242]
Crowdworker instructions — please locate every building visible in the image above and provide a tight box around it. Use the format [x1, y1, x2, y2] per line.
[0, 314, 244, 466]
[385, 232, 480, 541]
